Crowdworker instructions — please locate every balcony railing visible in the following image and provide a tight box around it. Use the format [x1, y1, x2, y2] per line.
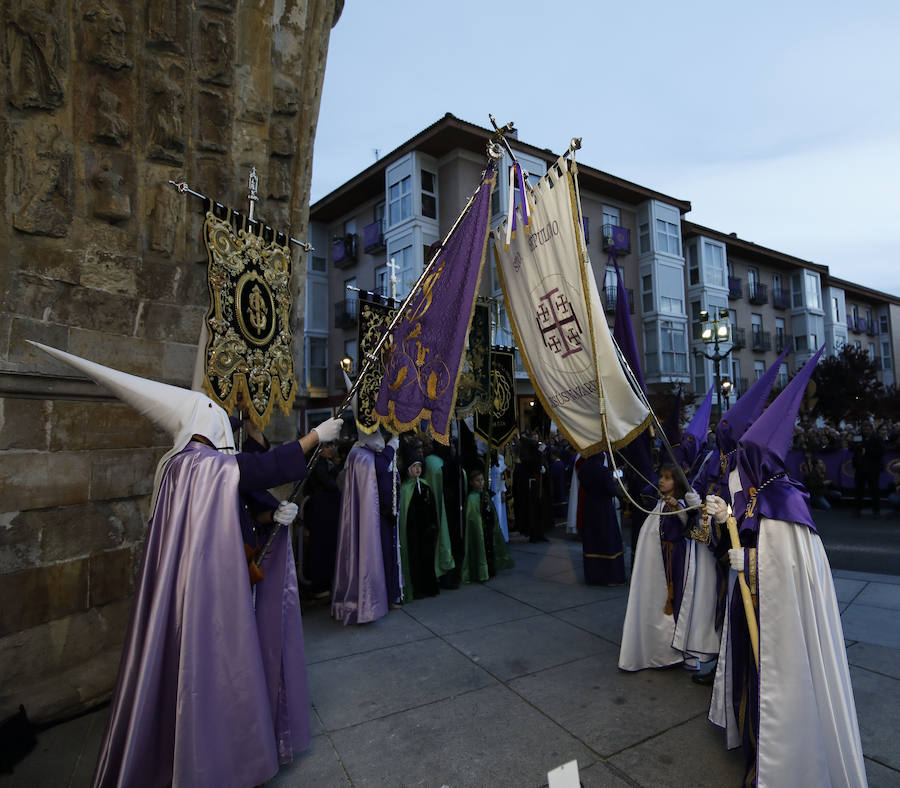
[736, 377, 749, 396]
[775, 332, 793, 353]
[751, 330, 771, 352]
[856, 317, 868, 333]
[602, 224, 630, 255]
[748, 281, 768, 305]
[362, 220, 385, 254]
[731, 326, 746, 350]
[334, 298, 358, 329]
[866, 319, 877, 336]
[728, 276, 743, 300]
[772, 288, 790, 309]
[332, 233, 358, 267]
[603, 286, 634, 313]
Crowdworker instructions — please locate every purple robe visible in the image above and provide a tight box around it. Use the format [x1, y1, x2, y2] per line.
[93, 441, 310, 788]
[576, 455, 626, 585]
[331, 446, 389, 625]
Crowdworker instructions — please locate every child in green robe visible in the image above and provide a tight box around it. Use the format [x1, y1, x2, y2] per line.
[462, 468, 514, 583]
[398, 456, 440, 602]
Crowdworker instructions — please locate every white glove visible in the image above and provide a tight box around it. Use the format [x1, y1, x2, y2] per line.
[684, 490, 701, 508]
[613, 468, 624, 479]
[273, 500, 298, 525]
[312, 417, 343, 443]
[705, 494, 729, 524]
[387, 434, 399, 450]
[728, 548, 744, 572]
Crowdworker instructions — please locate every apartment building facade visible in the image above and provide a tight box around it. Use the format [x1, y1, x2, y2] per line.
[305, 114, 899, 430]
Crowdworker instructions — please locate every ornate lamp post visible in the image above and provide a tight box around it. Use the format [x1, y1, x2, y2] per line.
[696, 308, 733, 416]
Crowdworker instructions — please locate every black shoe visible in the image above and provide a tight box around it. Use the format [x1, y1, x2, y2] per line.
[692, 671, 715, 686]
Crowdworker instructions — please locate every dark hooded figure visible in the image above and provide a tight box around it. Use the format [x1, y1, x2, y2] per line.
[398, 448, 440, 601]
[576, 452, 626, 585]
[513, 435, 552, 542]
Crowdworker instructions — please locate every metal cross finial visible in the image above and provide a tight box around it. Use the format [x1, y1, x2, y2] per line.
[387, 257, 399, 301]
[248, 165, 259, 221]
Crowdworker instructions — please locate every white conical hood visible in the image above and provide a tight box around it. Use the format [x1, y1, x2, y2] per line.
[28, 341, 234, 516]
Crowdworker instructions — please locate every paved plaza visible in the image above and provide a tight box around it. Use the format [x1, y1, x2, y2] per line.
[3, 517, 900, 787]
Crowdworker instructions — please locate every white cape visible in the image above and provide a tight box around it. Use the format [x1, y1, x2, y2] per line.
[566, 454, 580, 534]
[490, 457, 509, 542]
[618, 501, 684, 671]
[709, 470, 866, 787]
[671, 539, 721, 665]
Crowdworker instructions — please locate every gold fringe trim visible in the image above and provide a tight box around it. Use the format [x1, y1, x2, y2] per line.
[583, 551, 624, 560]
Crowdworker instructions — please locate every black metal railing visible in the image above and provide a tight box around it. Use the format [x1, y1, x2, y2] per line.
[332, 233, 358, 267]
[772, 288, 790, 309]
[728, 276, 743, 299]
[748, 281, 768, 305]
[603, 286, 634, 313]
[362, 220, 385, 254]
[731, 326, 746, 350]
[775, 332, 793, 353]
[751, 330, 771, 352]
[334, 298, 358, 329]
[866, 320, 877, 336]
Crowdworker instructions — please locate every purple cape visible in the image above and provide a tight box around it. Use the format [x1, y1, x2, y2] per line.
[331, 446, 389, 625]
[93, 442, 310, 788]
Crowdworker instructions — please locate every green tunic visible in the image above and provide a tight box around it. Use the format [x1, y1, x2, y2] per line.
[423, 455, 456, 577]
[461, 490, 514, 583]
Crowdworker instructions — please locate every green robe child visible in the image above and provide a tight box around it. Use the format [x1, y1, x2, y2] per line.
[461, 489, 514, 583]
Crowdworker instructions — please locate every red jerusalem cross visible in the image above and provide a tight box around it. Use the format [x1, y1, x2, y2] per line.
[535, 288, 583, 358]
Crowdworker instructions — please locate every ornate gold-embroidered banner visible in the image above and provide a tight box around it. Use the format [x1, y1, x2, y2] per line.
[454, 302, 492, 418]
[201, 209, 296, 428]
[474, 346, 518, 449]
[356, 298, 397, 434]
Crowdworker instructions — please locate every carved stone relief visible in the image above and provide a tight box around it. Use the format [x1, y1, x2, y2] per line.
[147, 182, 180, 256]
[269, 117, 295, 158]
[235, 66, 265, 125]
[81, 0, 132, 71]
[145, 61, 186, 163]
[197, 15, 233, 86]
[6, 0, 66, 109]
[267, 157, 292, 202]
[272, 73, 298, 116]
[88, 152, 132, 223]
[93, 82, 131, 146]
[12, 123, 74, 236]
[146, 0, 187, 53]
[197, 90, 230, 153]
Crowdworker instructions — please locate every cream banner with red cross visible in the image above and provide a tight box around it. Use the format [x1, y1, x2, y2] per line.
[493, 155, 650, 454]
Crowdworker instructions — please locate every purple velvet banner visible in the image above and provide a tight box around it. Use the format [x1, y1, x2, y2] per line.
[786, 448, 900, 491]
[374, 168, 495, 444]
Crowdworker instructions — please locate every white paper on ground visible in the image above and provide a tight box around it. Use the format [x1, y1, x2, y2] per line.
[547, 759, 580, 788]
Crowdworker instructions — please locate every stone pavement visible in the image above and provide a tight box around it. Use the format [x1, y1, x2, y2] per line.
[3, 531, 899, 787]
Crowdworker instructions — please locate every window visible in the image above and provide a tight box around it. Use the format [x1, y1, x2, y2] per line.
[660, 321, 687, 373]
[343, 339, 358, 373]
[307, 280, 328, 330]
[344, 276, 358, 313]
[731, 359, 741, 393]
[639, 223, 650, 254]
[868, 343, 876, 360]
[791, 274, 803, 308]
[772, 273, 782, 291]
[777, 363, 789, 389]
[391, 244, 416, 299]
[854, 340, 861, 350]
[688, 244, 699, 285]
[643, 324, 659, 374]
[703, 242, 726, 288]
[307, 337, 328, 389]
[775, 317, 786, 349]
[833, 297, 840, 322]
[747, 267, 759, 289]
[310, 254, 326, 273]
[656, 218, 680, 255]
[751, 313, 762, 337]
[804, 271, 820, 310]
[882, 341, 892, 371]
[374, 201, 385, 226]
[421, 170, 436, 219]
[880, 314, 889, 334]
[374, 265, 388, 296]
[642, 273, 653, 312]
[754, 360, 765, 380]
[865, 308, 873, 329]
[658, 266, 683, 314]
[604, 266, 618, 299]
[602, 206, 620, 228]
[389, 175, 412, 225]
[852, 304, 859, 323]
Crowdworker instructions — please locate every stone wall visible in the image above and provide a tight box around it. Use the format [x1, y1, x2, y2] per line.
[0, 0, 342, 723]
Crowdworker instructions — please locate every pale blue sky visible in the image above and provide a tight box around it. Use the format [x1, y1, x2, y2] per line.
[311, 0, 900, 294]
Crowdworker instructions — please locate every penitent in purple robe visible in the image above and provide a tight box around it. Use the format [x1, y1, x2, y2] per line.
[93, 441, 310, 788]
[576, 454, 626, 585]
[331, 446, 389, 625]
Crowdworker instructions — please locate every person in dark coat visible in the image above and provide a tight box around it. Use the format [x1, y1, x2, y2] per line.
[853, 421, 884, 516]
[398, 452, 440, 601]
[577, 452, 626, 585]
[303, 440, 343, 597]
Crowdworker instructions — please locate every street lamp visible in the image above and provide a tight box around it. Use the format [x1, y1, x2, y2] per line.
[696, 308, 733, 416]
[721, 377, 733, 409]
[340, 355, 353, 374]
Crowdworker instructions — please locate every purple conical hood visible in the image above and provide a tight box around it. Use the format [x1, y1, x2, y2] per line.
[740, 345, 824, 466]
[716, 345, 790, 453]
[733, 346, 824, 533]
[673, 385, 713, 473]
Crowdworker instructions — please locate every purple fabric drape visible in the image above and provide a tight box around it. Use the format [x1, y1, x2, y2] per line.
[93, 442, 310, 788]
[374, 168, 495, 442]
[331, 447, 388, 625]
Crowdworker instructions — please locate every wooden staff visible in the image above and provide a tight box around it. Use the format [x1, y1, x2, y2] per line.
[726, 511, 760, 670]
